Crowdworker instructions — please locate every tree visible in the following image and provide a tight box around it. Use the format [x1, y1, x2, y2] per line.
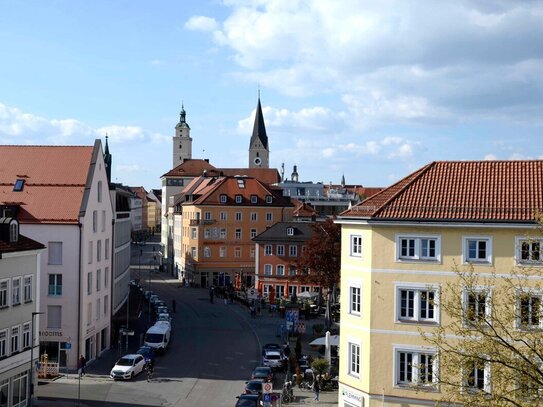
[422, 222, 543, 406]
[296, 218, 341, 330]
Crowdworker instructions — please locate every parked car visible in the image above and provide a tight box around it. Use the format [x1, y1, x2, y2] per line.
[251, 366, 273, 383]
[262, 350, 284, 371]
[155, 305, 169, 316]
[235, 394, 262, 407]
[153, 300, 167, 310]
[143, 291, 153, 301]
[156, 313, 172, 325]
[149, 295, 160, 306]
[144, 322, 171, 354]
[244, 379, 264, 395]
[110, 354, 146, 380]
[262, 343, 282, 356]
[136, 345, 155, 363]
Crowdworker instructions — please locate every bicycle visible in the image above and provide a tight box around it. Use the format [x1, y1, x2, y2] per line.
[280, 381, 294, 404]
[298, 380, 312, 391]
[146, 364, 154, 382]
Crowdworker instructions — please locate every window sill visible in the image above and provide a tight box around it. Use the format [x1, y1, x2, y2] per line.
[396, 319, 439, 326]
[24, 300, 33, 304]
[395, 384, 439, 392]
[463, 260, 492, 266]
[12, 303, 21, 307]
[396, 258, 440, 264]
[349, 311, 362, 317]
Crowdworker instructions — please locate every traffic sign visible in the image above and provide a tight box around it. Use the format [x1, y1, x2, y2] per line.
[262, 382, 273, 394]
[263, 393, 271, 402]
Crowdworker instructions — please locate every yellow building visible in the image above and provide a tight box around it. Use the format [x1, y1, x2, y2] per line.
[336, 160, 543, 407]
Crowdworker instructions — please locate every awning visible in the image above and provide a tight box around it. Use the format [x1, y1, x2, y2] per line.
[309, 334, 340, 347]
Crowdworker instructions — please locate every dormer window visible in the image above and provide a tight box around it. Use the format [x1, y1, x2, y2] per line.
[266, 195, 273, 204]
[10, 219, 18, 243]
[237, 179, 245, 189]
[287, 227, 294, 236]
[13, 179, 25, 192]
[220, 194, 227, 204]
[235, 195, 243, 204]
[250, 195, 258, 204]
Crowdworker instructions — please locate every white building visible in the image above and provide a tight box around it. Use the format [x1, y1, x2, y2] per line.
[0, 141, 114, 370]
[0, 218, 44, 406]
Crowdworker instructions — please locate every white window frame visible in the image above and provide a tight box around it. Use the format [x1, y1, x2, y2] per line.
[517, 290, 543, 329]
[220, 228, 227, 239]
[203, 247, 211, 258]
[22, 322, 31, 350]
[348, 340, 361, 378]
[287, 227, 294, 236]
[235, 195, 243, 204]
[266, 195, 273, 204]
[0, 279, 8, 308]
[220, 194, 227, 203]
[251, 195, 258, 204]
[11, 325, 20, 354]
[220, 211, 227, 220]
[289, 245, 297, 257]
[87, 272, 92, 295]
[463, 236, 492, 264]
[276, 245, 285, 256]
[463, 286, 492, 326]
[350, 235, 363, 257]
[394, 345, 438, 388]
[96, 269, 101, 292]
[515, 237, 543, 266]
[264, 264, 272, 276]
[0, 329, 7, 357]
[463, 359, 491, 394]
[251, 212, 257, 221]
[266, 212, 273, 222]
[349, 282, 362, 316]
[23, 275, 32, 303]
[234, 247, 241, 258]
[250, 229, 257, 238]
[235, 229, 242, 239]
[12, 277, 21, 306]
[264, 245, 272, 256]
[219, 247, 226, 258]
[277, 265, 285, 276]
[235, 212, 242, 221]
[48, 274, 62, 296]
[395, 283, 440, 324]
[204, 211, 212, 220]
[48, 241, 63, 265]
[396, 234, 441, 262]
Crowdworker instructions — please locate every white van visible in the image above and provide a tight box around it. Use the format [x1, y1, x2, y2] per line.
[144, 323, 171, 354]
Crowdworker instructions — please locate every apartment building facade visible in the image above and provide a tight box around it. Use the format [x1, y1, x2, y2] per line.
[253, 221, 320, 299]
[336, 160, 543, 407]
[0, 218, 44, 407]
[175, 175, 293, 288]
[0, 141, 114, 371]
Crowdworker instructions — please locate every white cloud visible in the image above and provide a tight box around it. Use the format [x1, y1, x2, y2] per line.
[116, 164, 142, 173]
[191, 0, 543, 124]
[0, 102, 168, 146]
[184, 16, 218, 32]
[484, 153, 498, 160]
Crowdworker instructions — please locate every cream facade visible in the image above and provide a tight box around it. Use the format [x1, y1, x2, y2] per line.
[336, 160, 543, 406]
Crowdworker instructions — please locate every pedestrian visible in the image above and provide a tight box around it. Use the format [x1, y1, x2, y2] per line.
[172, 299, 176, 313]
[209, 286, 214, 303]
[313, 379, 320, 401]
[284, 343, 291, 358]
[78, 355, 86, 378]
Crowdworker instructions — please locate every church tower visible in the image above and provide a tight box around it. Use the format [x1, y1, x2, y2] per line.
[173, 104, 192, 168]
[104, 135, 112, 184]
[248, 97, 269, 168]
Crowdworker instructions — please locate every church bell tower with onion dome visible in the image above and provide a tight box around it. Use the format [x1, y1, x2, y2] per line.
[173, 104, 192, 168]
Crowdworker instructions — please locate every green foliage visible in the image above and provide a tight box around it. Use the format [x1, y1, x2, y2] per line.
[311, 358, 330, 377]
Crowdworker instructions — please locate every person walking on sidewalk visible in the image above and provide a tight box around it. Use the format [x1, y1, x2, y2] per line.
[78, 355, 86, 378]
[313, 379, 320, 401]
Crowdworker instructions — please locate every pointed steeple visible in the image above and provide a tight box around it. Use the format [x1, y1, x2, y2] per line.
[341, 174, 345, 188]
[249, 97, 268, 149]
[104, 135, 112, 184]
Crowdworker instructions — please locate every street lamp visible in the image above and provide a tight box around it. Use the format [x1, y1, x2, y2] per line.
[29, 311, 44, 407]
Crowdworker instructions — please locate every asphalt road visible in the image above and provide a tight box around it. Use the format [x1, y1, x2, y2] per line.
[37, 238, 265, 407]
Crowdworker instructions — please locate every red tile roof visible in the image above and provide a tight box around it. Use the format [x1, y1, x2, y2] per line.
[0, 234, 45, 254]
[0, 145, 94, 224]
[161, 159, 280, 185]
[291, 199, 317, 217]
[341, 161, 543, 223]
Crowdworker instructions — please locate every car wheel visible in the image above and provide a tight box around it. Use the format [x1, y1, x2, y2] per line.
[130, 372, 134, 380]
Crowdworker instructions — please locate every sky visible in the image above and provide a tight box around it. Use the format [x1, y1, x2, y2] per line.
[1, 0, 543, 191]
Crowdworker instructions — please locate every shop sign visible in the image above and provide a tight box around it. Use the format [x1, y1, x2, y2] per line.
[341, 387, 363, 406]
[39, 331, 63, 338]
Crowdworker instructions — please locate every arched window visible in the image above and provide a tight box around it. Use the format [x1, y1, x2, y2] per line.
[10, 220, 18, 243]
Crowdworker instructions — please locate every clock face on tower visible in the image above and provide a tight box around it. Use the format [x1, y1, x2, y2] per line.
[253, 157, 262, 166]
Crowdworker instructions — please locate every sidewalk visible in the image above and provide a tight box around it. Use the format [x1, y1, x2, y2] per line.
[226, 297, 339, 406]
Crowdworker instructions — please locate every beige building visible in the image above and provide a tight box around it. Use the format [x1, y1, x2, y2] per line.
[336, 160, 543, 407]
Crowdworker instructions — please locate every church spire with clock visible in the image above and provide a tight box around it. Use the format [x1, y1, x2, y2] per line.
[172, 103, 192, 168]
[248, 96, 269, 168]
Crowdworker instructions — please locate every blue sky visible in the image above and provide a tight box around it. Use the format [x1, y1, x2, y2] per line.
[1, 0, 543, 191]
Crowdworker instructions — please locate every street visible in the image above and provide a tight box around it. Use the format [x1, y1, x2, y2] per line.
[36, 237, 338, 406]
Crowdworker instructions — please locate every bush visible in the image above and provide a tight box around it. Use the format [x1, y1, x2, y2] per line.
[311, 358, 330, 378]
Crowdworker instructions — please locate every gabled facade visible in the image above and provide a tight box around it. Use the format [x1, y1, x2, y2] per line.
[0, 141, 114, 370]
[0, 218, 44, 406]
[253, 221, 320, 299]
[336, 160, 543, 407]
[175, 175, 293, 288]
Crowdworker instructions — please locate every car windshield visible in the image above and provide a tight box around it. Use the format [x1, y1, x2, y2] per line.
[116, 358, 134, 366]
[145, 333, 164, 343]
[247, 382, 262, 390]
[254, 368, 270, 375]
